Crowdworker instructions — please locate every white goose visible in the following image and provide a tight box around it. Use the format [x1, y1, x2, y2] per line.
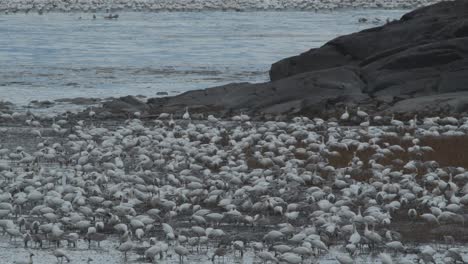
[356, 107, 368, 118]
[182, 107, 190, 120]
[14, 253, 34, 264]
[340, 106, 349, 121]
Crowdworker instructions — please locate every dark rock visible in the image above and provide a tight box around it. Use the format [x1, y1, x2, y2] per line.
[30, 100, 55, 108]
[387, 92, 468, 114]
[266, 0, 468, 115]
[0, 100, 13, 111]
[119, 95, 146, 106]
[156, 92, 169, 96]
[102, 95, 148, 114]
[111, 1, 468, 118]
[362, 38, 468, 96]
[271, 0, 468, 79]
[269, 45, 355, 82]
[148, 66, 368, 117]
[55, 97, 101, 105]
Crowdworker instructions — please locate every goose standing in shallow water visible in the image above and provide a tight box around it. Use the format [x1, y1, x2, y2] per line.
[349, 223, 360, 245]
[380, 252, 393, 264]
[174, 244, 190, 263]
[53, 249, 70, 263]
[14, 253, 34, 264]
[211, 246, 228, 262]
[118, 239, 134, 260]
[1, 109, 468, 263]
[336, 253, 354, 264]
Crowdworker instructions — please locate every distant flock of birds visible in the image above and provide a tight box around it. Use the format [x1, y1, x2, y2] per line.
[0, 0, 443, 13]
[0, 106, 468, 263]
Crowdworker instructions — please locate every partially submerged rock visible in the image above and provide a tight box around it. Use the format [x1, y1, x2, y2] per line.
[101, 95, 148, 115]
[0, 101, 13, 111]
[267, 0, 468, 116]
[100, 0, 468, 118]
[148, 66, 367, 117]
[55, 97, 101, 105]
[30, 100, 55, 108]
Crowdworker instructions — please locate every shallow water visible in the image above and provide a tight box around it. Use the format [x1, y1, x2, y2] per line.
[0, 10, 406, 107]
[0, 234, 466, 264]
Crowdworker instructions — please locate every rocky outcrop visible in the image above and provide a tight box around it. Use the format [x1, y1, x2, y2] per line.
[147, 66, 367, 117]
[119, 0, 468, 118]
[0, 101, 13, 111]
[267, 0, 468, 116]
[55, 97, 102, 105]
[100, 96, 148, 117]
[388, 92, 468, 114]
[270, 1, 468, 82]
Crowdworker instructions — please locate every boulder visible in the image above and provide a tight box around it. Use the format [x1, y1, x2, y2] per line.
[270, 0, 468, 81]
[102, 96, 148, 114]
[0, 100, 13, 111]
[55, 97, 101, 105]
[148, 66, 368, 116]
[30, 100, 55, 108]
[388, 92, 468, 114]
[362, 38, 468, 96]
[122, 1, 468, 118]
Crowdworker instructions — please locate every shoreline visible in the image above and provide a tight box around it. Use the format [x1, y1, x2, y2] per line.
[1, 2, 468, 263]
[0, 0, 445, 13]
[1, 0, 467, 121]
[0, 7, 415, 14]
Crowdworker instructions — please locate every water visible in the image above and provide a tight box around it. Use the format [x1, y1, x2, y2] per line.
[0, 10, 407, 107]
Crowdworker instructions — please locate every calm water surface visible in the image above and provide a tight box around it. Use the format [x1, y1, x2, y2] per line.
[0, 10, 407, 106]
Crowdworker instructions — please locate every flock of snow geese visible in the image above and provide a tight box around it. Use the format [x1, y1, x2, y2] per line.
[0, 0, 442, 13]
[0, 107, 468, 263]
